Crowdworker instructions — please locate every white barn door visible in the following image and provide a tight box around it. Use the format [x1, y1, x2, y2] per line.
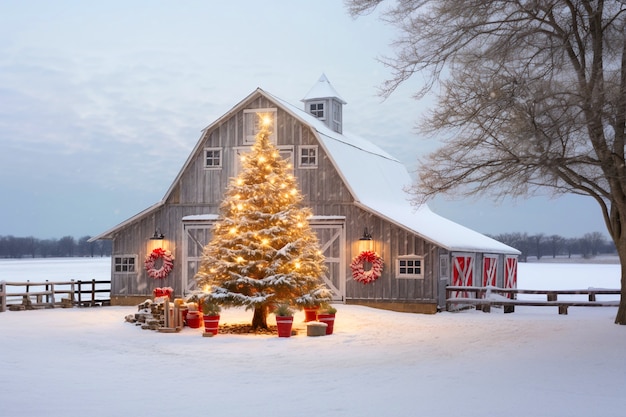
[182, 222, 215, 295]
[311, 221, 345, 301]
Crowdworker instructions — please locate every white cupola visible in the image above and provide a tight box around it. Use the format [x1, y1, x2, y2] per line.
[301, 74, 346, 134]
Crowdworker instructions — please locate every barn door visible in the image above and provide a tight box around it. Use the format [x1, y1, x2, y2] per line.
[504, 256, 518, 298]
[182, 222, 214, 295]
[311, 222, 345, 301]
[182, 219, 345, 300]
[482, 255, 498, 287]
[451, 253, 475, 298]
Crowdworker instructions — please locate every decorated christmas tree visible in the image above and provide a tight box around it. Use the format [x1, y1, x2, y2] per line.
[195, 115, 330, 330]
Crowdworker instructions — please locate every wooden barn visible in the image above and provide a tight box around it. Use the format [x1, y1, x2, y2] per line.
[91, 75, 520, 313]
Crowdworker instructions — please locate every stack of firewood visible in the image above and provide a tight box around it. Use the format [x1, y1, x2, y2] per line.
[124, 298, 184, 332]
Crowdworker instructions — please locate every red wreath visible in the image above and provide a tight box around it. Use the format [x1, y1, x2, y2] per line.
[145, 248, 174, 279]
[350, 250, 384, 284]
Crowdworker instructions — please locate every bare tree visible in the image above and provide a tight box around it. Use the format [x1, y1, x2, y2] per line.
[548, 234, 566, 258]
[580, 231, 608, 257]
[492, 232, 531, 261]
[347, 0, 626, 323]
[531, 233, 545, 260]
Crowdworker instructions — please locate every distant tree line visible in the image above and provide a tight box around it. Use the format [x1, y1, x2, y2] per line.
[489, 232, 615, 262]
[0, 232, 615, 262]
[0, 235, 112, 259]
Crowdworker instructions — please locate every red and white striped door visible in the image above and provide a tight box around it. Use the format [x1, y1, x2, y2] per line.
[482, 255, 498, 287]
[452, 254, 474, 298]
[504, 256, 518, 298]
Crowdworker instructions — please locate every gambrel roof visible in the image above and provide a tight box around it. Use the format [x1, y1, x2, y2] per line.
[91, 85, 519, 255]
[265, 90, 519, 255]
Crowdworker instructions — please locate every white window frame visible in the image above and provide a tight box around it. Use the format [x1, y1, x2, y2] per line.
[113, 255, 137, 273]
[309, 101, 325, 119]
[298, 145, 318, 169]
[396, 255, 424, 279]
[332, 102, 341, 125]
[204, 147, 222, 169]
[243, 108, 277, 144]
[439, 254, 449, 279]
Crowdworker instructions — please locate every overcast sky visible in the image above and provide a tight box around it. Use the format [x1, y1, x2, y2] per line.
[0, 0, 607, 240]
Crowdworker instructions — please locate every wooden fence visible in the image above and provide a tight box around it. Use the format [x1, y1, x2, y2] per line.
[0, 279, 111, 312]
[446, 285, 620, 314]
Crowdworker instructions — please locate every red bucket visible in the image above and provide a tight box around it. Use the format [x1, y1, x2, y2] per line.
[186, 311, 202, 329]
[303, 308, 318, 322]
[203, 315, 220, 335]
[275, 316, 294, 337]
[317, 314, 335, 335]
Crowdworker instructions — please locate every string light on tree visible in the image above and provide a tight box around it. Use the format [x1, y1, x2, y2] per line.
[195, 114, 331, 330]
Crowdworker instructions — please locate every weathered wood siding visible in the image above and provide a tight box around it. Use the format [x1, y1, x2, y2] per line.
[109, 92, 442, 306]
[308, 203, 440, 304]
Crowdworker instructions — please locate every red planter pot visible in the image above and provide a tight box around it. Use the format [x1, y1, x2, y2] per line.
[186, 311, 202, 329]
[317, 314, 335, 335]
[203, 315, 220, 335]
[303, 308, 319, 322]
[275, 316, 294, 337]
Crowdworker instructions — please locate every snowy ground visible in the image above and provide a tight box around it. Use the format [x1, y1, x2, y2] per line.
[0, 258, 625, 417]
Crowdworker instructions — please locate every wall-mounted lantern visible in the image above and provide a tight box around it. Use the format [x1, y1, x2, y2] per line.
[148, 229, 165, 252]
[150, 229, 165, 240]
[358, 227, 373, 252]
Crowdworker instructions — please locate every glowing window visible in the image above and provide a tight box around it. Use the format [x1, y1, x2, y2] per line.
[243, 108, 277, 144]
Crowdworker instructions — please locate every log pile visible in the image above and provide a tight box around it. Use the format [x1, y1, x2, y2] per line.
[124, 299, 183, 332]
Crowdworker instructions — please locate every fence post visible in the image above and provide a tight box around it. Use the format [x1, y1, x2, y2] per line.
[77, 280, 83, 306]
[70, 280, 76, 306]
[0, 281, 6, 313]
[49, 283, 55, 307]
[91, 279, 96, 306]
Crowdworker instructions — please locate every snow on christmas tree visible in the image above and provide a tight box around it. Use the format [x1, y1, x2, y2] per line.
[195, 114, 330, 330]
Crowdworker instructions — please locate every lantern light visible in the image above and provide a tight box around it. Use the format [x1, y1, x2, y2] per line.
[358, 227, 373, 252]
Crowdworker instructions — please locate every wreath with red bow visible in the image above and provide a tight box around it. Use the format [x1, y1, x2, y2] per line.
[145, 248, 174, 279]
[350, 250, 384, 284]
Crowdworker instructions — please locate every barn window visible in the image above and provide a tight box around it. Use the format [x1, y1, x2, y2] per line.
[309, 102, 325, 119]
[114, 256, 137, 273]
[298, 146, 318, 168]
[243, 108, 277, 144]
[204, 148, 222, 169]
[332, 102, 342, 132]
[396, 256, 424, 279]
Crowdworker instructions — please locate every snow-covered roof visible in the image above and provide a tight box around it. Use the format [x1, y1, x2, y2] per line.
[265, 88, 519, 255]
[91, 79, 519, 255]
[182, 214, 220, 222]
[301, 73, 347, 104]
